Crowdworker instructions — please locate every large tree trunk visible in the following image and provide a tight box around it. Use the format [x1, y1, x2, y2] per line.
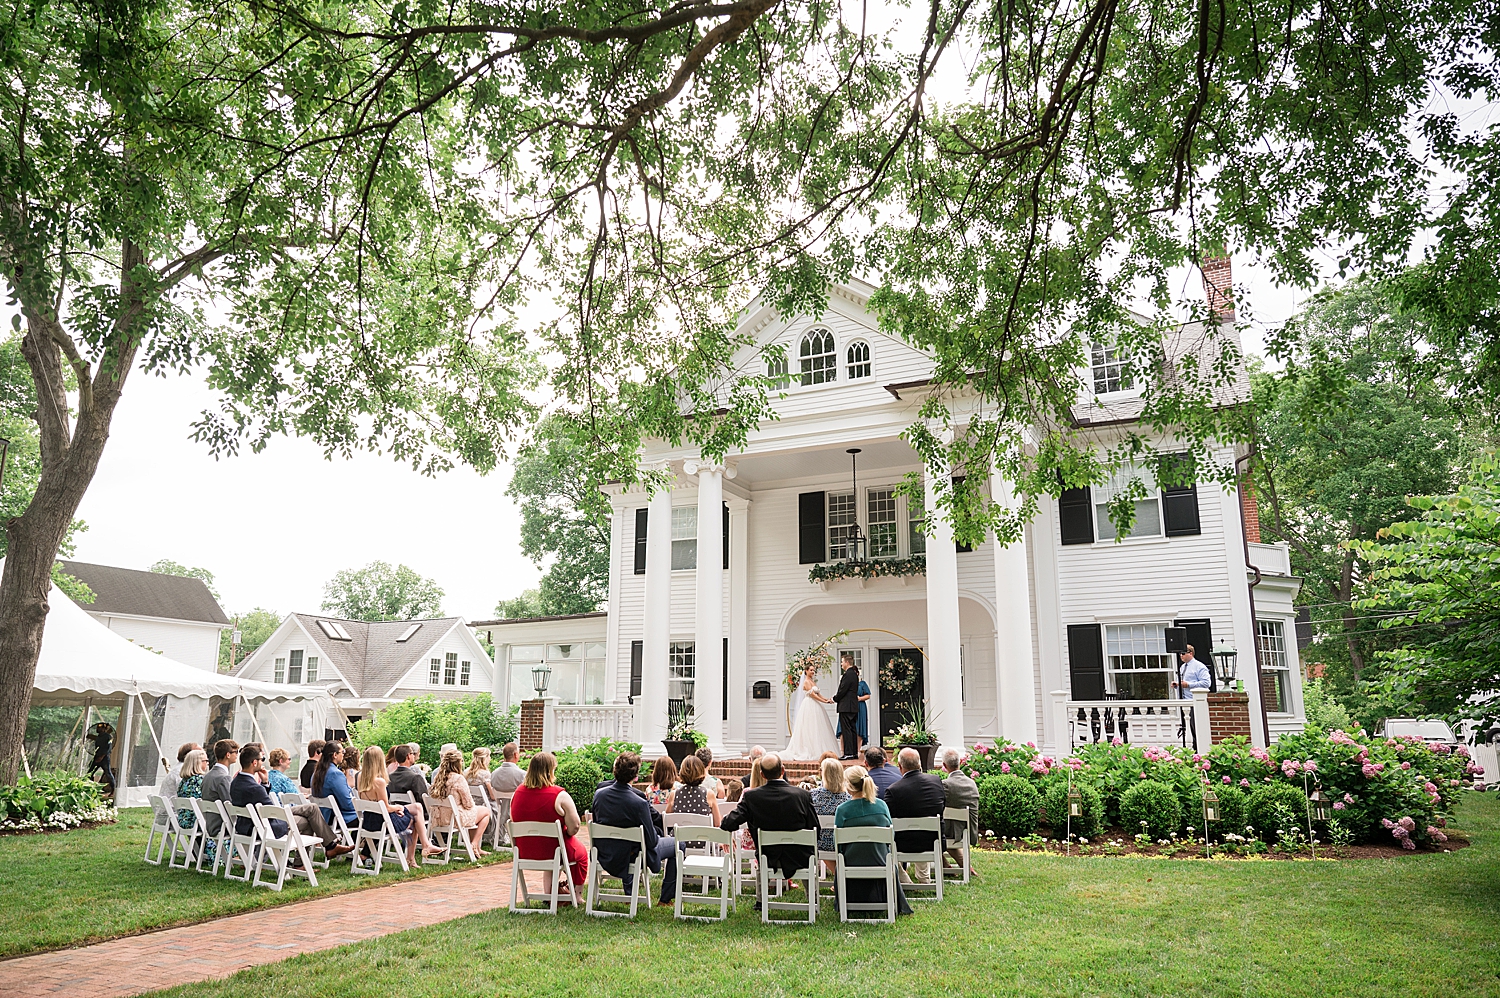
[0, 247, 139, 786]
[1339, 547, 1366, 682]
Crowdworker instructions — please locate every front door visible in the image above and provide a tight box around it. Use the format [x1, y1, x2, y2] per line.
[878, 647, 924, 742]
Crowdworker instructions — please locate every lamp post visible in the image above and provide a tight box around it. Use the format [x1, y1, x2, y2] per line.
[531, 663, 552, 697]
[1213, 643, 1238, 690]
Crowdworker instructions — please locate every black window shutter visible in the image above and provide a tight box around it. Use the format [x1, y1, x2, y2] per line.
[629, 640, 643, 698]
[1059, 487, 1094, 545]
[723, 502, 730, 570]
[798, 491, 826, 564]
[633, 508, 649, 575]
[1161, 451, 1201, 537]
[953, 476, 972, 553]
[1067, 623, 1106, 700]
[722, 637, 729, 721]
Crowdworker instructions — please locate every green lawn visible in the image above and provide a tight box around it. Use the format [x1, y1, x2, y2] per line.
[0, 808, 506, 958]
[143, 795, 1500, 998]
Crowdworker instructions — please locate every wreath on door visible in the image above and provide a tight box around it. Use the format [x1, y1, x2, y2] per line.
[880, 655, 919, 705]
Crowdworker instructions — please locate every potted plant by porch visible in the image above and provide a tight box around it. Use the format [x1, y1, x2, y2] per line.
[894, 699, 940, 772]
[663, 702, 704, 766]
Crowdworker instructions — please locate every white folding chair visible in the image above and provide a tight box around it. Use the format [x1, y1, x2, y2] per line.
[222, 804, 261, 882]
[144, 795, 175, 865]
[193, 799, 231, 875]
[252, 804, 320, 890]
[508, 820, 576, 913]
[757, 829, 819, 925]
[470, 783, 506, 851]
[388, 791, 415, 807]
[424, 793, 480, 864]
[816, 814, 839, 894]
[942, 805, 973, 884]
[166, 797, 201, 869]
[490, 790, 514, 848]
[351, 799, 410, 875]
[309, 796, 354, 849]
[674, 826, 736, 922]
[585, 822, 650, 918]
[733, 835, 761, 898]
[277, 791, 308, 808]
[891, 816, 944, 901]
[834, 826, 898, 923]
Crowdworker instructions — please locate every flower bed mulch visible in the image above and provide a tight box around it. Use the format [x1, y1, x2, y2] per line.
[0, 818, 118, 837]
[974, 833, 1470, 860]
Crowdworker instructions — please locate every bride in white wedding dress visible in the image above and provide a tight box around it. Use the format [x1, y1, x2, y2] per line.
[784, 664, 839, 760]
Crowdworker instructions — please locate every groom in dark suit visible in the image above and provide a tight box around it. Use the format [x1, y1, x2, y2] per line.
[834, 652, 861, 760]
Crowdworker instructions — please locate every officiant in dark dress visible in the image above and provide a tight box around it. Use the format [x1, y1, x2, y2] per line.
[834, 653, 862, 760]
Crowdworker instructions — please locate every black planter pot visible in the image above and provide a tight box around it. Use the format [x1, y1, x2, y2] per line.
[662, 739, 697, 766]
[900, 742, 938, 772]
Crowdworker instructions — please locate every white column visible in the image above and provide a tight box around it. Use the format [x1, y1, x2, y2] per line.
[640, 475, 674, 756]
[727, 497, 750, 753]
[493, 640, 511, 711]
[992, 471, 1039, 744]
[924, 469, 967, 749]
[686, 460, 726, 752]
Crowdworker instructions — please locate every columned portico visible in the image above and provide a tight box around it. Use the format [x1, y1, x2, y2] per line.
[924, 468, 966, 749]
[638, 472, 673, 755]
[992, 471, 1038, 743]
[685, 459, 730, 752]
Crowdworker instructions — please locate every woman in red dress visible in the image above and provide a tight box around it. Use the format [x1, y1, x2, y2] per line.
[509, 751, 588, 897]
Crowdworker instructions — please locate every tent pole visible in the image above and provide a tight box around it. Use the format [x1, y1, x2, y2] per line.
[117, 694, 135, 808]
[135, 691, 169, 775]
[240, 693, 270, 748]
[20, 744, 31, 780]
[77, 700, 93, 775]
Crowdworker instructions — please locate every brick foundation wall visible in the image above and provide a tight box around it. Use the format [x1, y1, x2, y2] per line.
[519, 699, 545, 753]
[1207, 691, 1253, 744]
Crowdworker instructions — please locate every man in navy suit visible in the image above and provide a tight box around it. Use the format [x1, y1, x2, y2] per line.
[833, 653, 862, 760]
[591, 752, 677, 905]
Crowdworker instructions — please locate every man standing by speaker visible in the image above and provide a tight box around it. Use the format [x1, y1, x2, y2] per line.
[1175, 645, 1212, 699]
[834, 652, 862, 760]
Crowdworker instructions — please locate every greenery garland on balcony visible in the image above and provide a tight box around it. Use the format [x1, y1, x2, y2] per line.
[807, 556, 927, 584]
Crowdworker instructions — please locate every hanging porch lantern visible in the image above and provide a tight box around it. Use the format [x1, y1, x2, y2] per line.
[1309, 788, 1331, 822]
[1068, 785, 1084, 819]
[1202, 786, 1221, 823]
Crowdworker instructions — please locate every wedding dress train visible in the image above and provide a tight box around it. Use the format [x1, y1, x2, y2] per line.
[784, 681, 839, 760]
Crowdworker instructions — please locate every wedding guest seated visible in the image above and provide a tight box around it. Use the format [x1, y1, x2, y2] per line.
[387, 744, 430, 808]
[384, 745, 399, 776]
[884, 747, 946, 881]
[591, 752, 678, 906]
[834, 766, 912, 917]
[511, 751, 588, 897]
[666, 756, 722, 822]
[298, 739, 324, 789]
[745, 745, 766, 785]
[266, 748, 299, 796]
[174, 748, 210, 833]
[864, 746, 902, 800]
[646, 756, 677, 808]
[157, 742, 199, 800]
[356, 745, 438, 863]
[429, 748, 490, 856]
[312, 741, 357, 830]
[490, 743, 524, 795]
[939, 747, 980, 878]
[465, 747, 492, 786]
[200, 739, 237, 838]
[723, 778, 744, 803]
[810, 756, 851, 860]
[232, 744, 351, 857]
[693, 747, 724, 799]
[719, 753, 819, 882]
[721, 778, 753, 859]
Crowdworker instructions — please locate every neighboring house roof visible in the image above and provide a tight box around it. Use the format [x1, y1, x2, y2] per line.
[469, 612, 608, 627]
[59, 560, 230, 626]
[234, 614, 473, 699]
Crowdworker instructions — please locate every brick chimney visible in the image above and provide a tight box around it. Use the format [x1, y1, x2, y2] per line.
[1201, 255, 1235, 321]
[1240, 476, 1261, 543]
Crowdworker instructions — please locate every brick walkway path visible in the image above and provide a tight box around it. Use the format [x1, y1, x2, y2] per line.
[2, 862, 533, 998]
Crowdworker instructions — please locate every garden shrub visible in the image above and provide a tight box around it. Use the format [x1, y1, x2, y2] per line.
[1180, 783, 1247, 838]
[1246, 783, 1309, 841]
[1118, 779, 1182, 840]
[552, 738, 643, 775]
[1041, 780, 1104, 838]
[349, 694, 518, 765]
[0, 772, 115, 833]
[553, 756, 605, 810]
[978, 774, 1042, 837]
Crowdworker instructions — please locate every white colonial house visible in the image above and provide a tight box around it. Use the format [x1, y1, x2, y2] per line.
[494, 268, 1305, 758]
[59, 560, 231, 672]
[234, 613, 496, 726]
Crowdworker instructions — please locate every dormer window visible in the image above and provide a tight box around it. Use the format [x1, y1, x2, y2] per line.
[1090, 342, 1134, 395]
[799, 328, 837, 386]
[846, 340, 871, 380]
[766, 354, 790, 390]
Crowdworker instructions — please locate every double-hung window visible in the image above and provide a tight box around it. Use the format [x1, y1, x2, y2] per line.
[1258, 620, 1293, 713]
[460, 659, 471, 686]
[668, 642, 696, 710]
[288, 649, 303, 684]
[846, 340, 872, 380]
[305, 656, 318, 683]
[827, 491, 857, 560]
[766, 354, 791, 390]
[430, 657, 442, 684]
[867, 487, 898, 557]
[1095, 464, 1162, 540]
[444, 652, 458, 686]
[671, 506, 698, 570]
[274, 657, 286, 684]
[907, 492, 927, 555]
[1091, 342, 1134, 395]
[1104, 624, 1172, 699]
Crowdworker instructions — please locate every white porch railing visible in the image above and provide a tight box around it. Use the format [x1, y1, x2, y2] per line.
[1050, 690, 1212, 752]
[542, 702, 636, 752]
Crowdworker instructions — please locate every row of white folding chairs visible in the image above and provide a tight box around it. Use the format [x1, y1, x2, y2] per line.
[144, 794, 323, 891]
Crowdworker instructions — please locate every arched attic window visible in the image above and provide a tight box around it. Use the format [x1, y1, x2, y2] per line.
[846, 339, 871, 380]
[799, 328, 837, 386]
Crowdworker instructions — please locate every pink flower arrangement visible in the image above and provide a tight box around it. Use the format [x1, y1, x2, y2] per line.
[1333, 801, 1345, 810]
[1111, 736, 1124, 747]
[1000, 762, 1011, 774]
[1328, 730, 1358, 747]
[1280, 760, 1300, 778]
[1400, 761, 1411, 770]
[1361, 762, 1384, 779]
[969, 769, 979, 778]
[1222, 775, 1232, 784]
[973, 744, 990, 755]
[1029, 759, 1049, 775]
[1302, 760, 1318, 773]
[1239, 778, 1250, 787]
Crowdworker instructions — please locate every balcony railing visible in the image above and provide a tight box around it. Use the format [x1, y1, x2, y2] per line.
[542, 702, 636, 751]
[1050, 691, 1210, 752]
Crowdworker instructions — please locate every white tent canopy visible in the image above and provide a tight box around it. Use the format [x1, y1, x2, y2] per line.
[24, 579, 332, 806]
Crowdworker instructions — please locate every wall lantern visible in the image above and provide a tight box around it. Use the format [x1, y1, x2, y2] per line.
[531, 663, 552, 696]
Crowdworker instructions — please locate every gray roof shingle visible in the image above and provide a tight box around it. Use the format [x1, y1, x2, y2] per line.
[59, 560, 230, 625]
[264, 614, 464, 698]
